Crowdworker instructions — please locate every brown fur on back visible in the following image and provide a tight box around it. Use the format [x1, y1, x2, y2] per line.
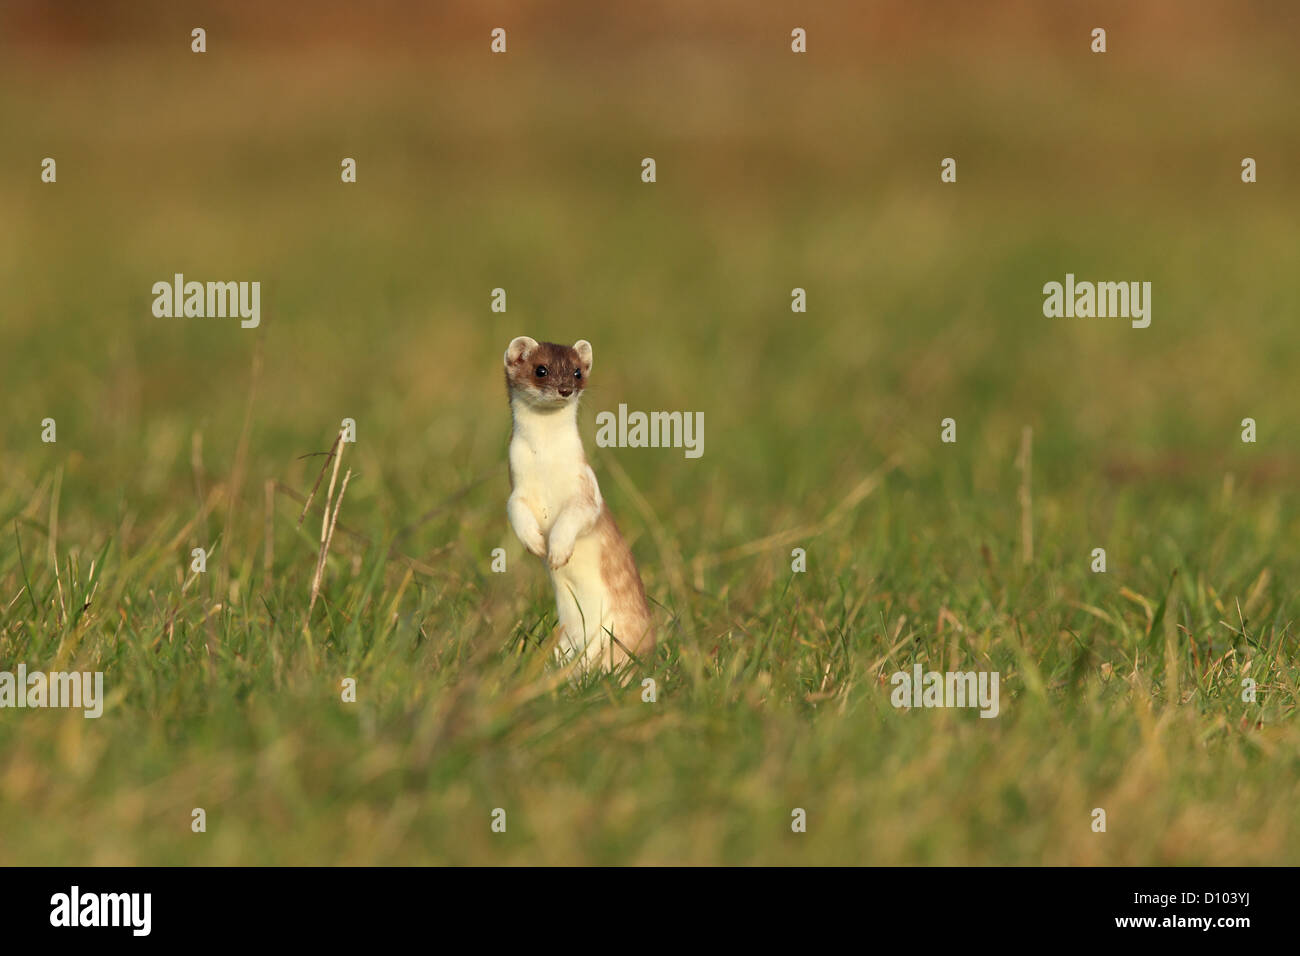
[596, 504, 655, 668]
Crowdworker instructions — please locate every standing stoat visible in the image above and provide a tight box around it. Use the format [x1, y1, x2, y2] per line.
[504, 336, 654, 676]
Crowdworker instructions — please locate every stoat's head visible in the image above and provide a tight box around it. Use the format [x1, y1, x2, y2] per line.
[504, 336, 592, 409]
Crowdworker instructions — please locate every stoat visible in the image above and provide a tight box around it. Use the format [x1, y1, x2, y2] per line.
[504, 336, 654, 676]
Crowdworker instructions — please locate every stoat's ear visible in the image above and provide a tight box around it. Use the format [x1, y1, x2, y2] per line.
[505, 336, 538, 366]
[573, 340, 593, 373]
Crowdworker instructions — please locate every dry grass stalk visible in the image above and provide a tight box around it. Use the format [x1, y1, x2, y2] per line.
[308, 430, 352, 613]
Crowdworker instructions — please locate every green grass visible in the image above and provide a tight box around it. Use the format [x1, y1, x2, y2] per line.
[1, 17, 1298, 864]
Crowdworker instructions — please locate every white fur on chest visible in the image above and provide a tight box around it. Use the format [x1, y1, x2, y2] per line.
[509, 401, 592, 530]
[508, 396, 615, 665]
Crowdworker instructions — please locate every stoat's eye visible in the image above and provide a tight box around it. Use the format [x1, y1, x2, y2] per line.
[574, 369, 582, 380]
[534, 365, 548, 378]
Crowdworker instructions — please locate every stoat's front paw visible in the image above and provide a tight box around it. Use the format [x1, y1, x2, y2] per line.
[522, 529, 547, 558]
[547, 539, 574, 569]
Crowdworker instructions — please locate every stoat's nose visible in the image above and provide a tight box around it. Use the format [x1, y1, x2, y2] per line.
[558, 387, 573, 397]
